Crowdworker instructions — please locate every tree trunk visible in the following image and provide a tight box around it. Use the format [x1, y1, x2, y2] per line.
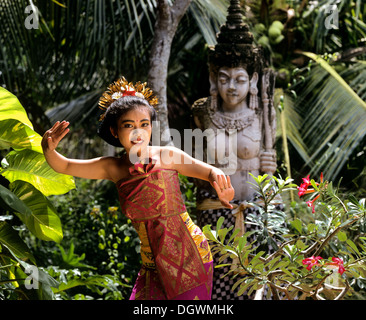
[148, 0, 192, 146]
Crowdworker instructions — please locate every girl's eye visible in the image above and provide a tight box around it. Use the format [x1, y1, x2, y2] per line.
[141, 123, 150, 127]
[123, 124, 133, 128]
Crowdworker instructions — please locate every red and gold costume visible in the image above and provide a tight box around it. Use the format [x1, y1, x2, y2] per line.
[116, 158, 213, 300]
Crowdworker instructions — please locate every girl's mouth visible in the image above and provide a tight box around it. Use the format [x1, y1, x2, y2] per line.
[131, 139, 144, 145]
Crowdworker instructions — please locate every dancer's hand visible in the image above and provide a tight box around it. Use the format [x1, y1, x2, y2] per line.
[211, 174, 235, 209]
[42, 120, 70, 152]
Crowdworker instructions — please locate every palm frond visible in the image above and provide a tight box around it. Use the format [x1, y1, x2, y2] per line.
[309, 0, 366, 53]
[0, 0, 157, 133]
[275, 88, 310, 165]
[295, 52, 366, 178]
[189, 0, 229, 46]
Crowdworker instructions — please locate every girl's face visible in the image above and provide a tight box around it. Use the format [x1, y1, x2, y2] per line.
[110, 106, 152, 157]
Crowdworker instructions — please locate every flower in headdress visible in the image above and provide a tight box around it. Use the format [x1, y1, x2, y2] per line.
[121, 85, 136, 97]
[98, 76, 159, 121]
[135, 92, 145, 99]
[111, 92, 123, 100]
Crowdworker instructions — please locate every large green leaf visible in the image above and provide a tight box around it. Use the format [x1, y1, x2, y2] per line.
[53, 275, 117, 294]
[10, 180, 63, 243]
[6, 247, 60, 299]
[0, 149, 75, 196]
[0, 221, 35, 264]
[0, 87, 34, 129]
[0, 119, 43, 153]
[0, 183, 32, 216]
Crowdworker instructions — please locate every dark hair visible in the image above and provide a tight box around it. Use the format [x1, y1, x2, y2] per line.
[97, 96, 157, 147]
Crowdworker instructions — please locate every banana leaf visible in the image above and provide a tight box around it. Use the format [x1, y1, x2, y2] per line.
[0, 119, 43, 153]
[0, 183, 31, 217]
[10, 180, 63, 243]
[0, 149, 75, 196]
[5, 246, 60, 300]
[0, 221, 35, 264]
[0, 87, 34, 129]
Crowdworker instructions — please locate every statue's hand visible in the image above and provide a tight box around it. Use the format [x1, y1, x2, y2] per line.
[260, 149, 277, 174]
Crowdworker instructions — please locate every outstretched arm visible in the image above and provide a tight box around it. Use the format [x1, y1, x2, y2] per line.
[42, 121, 115, 181]
[161, 146, 235, 208]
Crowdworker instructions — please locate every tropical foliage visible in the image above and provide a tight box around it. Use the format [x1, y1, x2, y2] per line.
[0, 87, 140, 299]
[0, 87, 75, 299]
[203, 173, 366, 300]
[0, 0, 365, 300]
[247, 0, 366, 182]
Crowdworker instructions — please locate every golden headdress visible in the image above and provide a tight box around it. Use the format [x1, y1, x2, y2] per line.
[98, 76, 158, 121]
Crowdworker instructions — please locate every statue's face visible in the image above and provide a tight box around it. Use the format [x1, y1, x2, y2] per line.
[217, 67, 249, 110]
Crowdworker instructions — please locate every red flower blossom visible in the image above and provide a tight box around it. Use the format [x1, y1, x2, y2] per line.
[329, 257, 346, 275]
[306, 194, 320, 214]
[302, 175, 311, 186]
[122, 89, 136, 97]
[297, 184, 308, 197]
[302, 256, 323, 270]
[297, 175, 314, 197]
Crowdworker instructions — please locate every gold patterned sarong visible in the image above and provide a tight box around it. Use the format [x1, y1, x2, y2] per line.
[116, 158, 213, 300]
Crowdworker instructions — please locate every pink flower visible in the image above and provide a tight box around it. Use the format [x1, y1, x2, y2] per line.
[302, 256, 323, 270]
[329, 257, 346, 275]
[302, 175, 311, 186]
[297, 175, 315, 197]
[306, 194, 320, 214]
[297, 184, 308, 197]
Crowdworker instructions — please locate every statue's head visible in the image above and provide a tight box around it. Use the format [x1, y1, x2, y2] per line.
[208, 0, 265, 105]
[216, 67, 250, 110]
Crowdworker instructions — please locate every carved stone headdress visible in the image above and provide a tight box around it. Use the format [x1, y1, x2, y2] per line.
[208, 0, 265, 76]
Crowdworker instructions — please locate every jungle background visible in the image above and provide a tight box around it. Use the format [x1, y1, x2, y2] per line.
[0, 0, 365, 300]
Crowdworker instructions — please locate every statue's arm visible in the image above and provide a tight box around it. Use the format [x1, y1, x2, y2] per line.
[260, 69, 277, 175]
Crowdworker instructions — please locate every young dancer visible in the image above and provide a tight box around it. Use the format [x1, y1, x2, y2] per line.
[41, 77, 234, 300]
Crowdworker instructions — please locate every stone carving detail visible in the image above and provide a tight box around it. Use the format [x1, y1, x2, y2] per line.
[191, 0, 278, 300]
[192, 0, 277, 201]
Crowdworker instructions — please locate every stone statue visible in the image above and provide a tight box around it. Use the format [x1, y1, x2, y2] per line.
[191, 0, 277, 300]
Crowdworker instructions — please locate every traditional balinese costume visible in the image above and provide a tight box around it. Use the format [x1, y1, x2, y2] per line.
[97, 77, 213, 300]
[116, 158, 213, 300]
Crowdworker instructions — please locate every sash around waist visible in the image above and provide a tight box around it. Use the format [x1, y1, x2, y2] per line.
[117, 169, 187, 221]
[127, 209, 186, 222]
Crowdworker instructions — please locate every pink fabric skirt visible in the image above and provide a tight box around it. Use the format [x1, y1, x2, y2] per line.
[130, 261, 213, 300]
